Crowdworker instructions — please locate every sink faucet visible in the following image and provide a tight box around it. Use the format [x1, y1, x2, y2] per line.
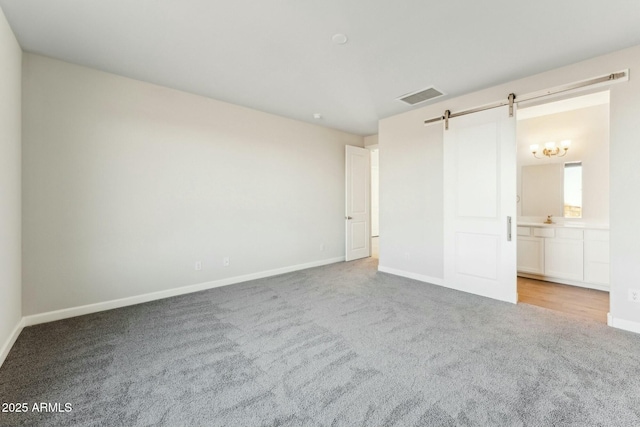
[544, 215, 554, 224]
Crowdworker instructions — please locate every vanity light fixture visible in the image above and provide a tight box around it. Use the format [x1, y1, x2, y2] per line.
[530, 140, 571, 159]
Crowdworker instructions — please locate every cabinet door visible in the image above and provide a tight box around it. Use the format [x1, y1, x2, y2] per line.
[545, 238, 584, 281]
[584, 230, 610, 286]
[517, 236, 544, 275]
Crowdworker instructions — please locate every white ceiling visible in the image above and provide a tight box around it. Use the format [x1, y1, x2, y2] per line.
[1, 1, 639, 135]
[517, 91, 610, 121]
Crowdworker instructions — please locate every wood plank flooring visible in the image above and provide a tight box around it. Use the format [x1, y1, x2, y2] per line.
[372, 236, 379, 259]
[518, 276, 609, 323]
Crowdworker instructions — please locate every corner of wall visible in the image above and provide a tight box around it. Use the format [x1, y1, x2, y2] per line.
[0, 320, 24, 368]
[0, 3, 23, 368]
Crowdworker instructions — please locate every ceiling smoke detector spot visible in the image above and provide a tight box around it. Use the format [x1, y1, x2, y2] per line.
[397, 87, 445, 106]
[331, 33, 348, 45]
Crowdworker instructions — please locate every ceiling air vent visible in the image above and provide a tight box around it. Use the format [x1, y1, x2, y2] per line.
[397, 87, 445, 105]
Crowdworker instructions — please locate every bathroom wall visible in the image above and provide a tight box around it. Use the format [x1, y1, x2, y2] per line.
[517, 102, 610, 225]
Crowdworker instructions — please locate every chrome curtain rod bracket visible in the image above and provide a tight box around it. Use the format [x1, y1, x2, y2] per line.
[508, 93, 515, 117]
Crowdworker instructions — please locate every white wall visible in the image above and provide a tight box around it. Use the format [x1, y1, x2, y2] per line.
[517, 103, 610, 224]
[379, 44, 640, 332]
[22, 53, 363, 316]
[364, 134, 379, 147]
[0, 7, 22, 363]
[379, 120, 444, 281]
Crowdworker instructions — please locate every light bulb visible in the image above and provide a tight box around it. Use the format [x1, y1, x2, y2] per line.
[561, 140, 571, 148]
[545, 141, 556, 150]
[530, 144, 539, 153]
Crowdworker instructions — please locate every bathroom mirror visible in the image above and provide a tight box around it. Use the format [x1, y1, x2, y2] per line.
[521, 162, 582, 218]
[521, 164, 563, 217]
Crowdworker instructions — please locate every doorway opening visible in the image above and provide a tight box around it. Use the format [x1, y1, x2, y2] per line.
[370, 146, 379, 260]
[515, 90, 610, 323]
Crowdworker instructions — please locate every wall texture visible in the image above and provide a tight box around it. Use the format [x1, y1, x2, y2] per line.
[364, 134, 379, 147]
[0, 7, 22, 361]
[378, 122, 443, 282]
[379, 44, 640, 331]
[22, 53, 363, 316]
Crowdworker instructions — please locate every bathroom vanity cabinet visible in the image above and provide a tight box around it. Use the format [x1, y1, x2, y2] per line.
[517, 224, 609, 291]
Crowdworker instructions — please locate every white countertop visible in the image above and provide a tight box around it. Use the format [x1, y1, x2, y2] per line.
[517, 222, 609, 230]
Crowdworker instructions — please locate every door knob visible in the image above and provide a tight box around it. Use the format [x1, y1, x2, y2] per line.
[346, 216, 353, 220]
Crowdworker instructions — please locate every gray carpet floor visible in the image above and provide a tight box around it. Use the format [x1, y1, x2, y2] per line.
[2, 257, 640, 426]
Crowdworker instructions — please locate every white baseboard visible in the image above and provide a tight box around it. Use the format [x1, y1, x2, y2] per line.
[23, 256, 344, 327]
[377, 265, 444, 286]
[0, 318, 25, 368]
[517, 273, 610, 292]
[608, 315, 640, 334]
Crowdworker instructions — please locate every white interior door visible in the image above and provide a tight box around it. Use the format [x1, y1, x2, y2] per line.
[346, 145, 371, 261]
[443, 105, 517, 303]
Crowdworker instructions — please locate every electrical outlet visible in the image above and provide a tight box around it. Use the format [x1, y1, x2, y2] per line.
[223, 257, 230, 267]
[195, 261, 202, 271]
[629, 289, 640, 303]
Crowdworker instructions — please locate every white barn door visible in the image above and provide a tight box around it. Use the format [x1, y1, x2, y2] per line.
[345, 145, 371, 261]
[443, 106, 517, 303]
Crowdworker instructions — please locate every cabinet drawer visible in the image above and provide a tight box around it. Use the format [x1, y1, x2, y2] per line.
[517, 226, 531, 236]
[556, 228, 583, 240]
[533, 228, 555, 238]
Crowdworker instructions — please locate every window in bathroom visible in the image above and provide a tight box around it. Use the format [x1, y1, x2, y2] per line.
[564, 161, 582, 218]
